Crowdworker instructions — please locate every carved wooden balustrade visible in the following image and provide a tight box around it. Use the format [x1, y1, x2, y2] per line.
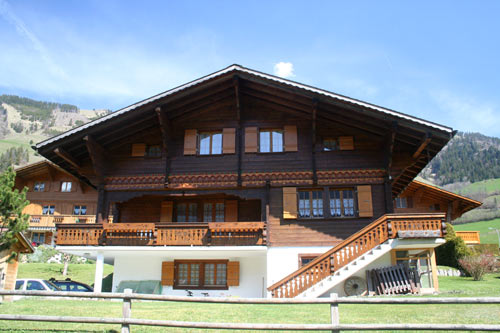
[455, 231, 481, 244]
[29, 215, 96, 228]
[267, 213, 446, 298]
[55, 221, 265, 246]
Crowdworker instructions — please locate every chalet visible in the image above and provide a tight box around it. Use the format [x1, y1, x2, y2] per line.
[0, 233, 34, 298]
[31, 64, 478, 297]
[15, 161, 97, 246]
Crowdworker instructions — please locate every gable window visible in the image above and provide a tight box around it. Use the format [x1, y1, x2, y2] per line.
[329, 189, 355, 217]
[73, 205, 87, 215]
[34, 182, 45, 192]
[199, 132, 222, 155]
[146, 145, 162, 157]
[42, 205, 55, 215]
[61, 182, 72, 192]
[175, 260, 227, 289]
[298, 190, 324, 218]
[395, 197, 408, 209]
[323, 138, 338, 151]
[259, 129, 283, 153]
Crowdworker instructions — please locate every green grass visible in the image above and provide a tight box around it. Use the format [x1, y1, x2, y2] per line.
[17, 263, 114, 286]
[458, 178, 500, 195]
[454, 218, 500, 246]
[0, 273, 499, 332]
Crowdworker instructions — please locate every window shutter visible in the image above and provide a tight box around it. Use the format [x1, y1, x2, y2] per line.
[339, 136, 354, 150]
[245, 127, 258, 153]
[227, 261, 240, 286]
[357, 185, 373, 217]
[283, 187, 298, 219]
[161, 261, 175, 286]
[160, 201, 173, 222]
[70, 182, 76, 192]
[407, 196, 413, 209]
[131, 143, 146, 157]
[225, 200, 238, 222]
[222, 128, 236, 154]
[284, 125, 298, 152]
[183, 129, 197, 155]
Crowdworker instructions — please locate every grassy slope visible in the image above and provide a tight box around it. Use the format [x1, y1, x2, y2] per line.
[0, 274, 499, 332]
[457, 178, 500, 195]
[17, 263, 114, 286]
[454, 218, 500, 245]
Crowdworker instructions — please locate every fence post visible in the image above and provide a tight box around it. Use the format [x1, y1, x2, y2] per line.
[330, 293, 340, 333]
[122, 288, 132, 333]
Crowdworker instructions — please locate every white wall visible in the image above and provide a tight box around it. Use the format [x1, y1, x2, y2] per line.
[112, 252, 266, 298]
[266, 246, 331, 288]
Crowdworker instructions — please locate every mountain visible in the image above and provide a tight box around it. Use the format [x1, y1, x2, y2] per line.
[0, 95, 110, 170]
[420, 132, 500, 186]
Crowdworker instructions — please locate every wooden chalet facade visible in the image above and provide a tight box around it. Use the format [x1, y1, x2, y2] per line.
[15, 161, 97, 246]
[31, 65, 475, 297]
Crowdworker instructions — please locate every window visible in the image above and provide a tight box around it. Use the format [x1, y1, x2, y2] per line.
[26, 280, 45, 291]
[61, 182, 72, 192]
[329, 189, 355, 217]
[199, 132, 222, 155]
[146, 145, 162, 157]
[176, 203, 198, 222]
[259, 129, 283, 153]
[174, 260, 227, 289]
[32, 232, 45, 245]
[15, 280, 24, 290]
[203, 202, 225, 222]
[73, 205, 87, 215]
[298, 190, 323, 218]
[33, 182, 45, 192]
[323, 138, 338, 151]
[42, 205, 55, 215]
[394, 250, 434, 289]
[395, 197, 408, 209]
[298, 254, 321, 267]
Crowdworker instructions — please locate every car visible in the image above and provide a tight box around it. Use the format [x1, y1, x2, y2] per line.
[49, 278, 94, 292]
[14, 279, 61, 300]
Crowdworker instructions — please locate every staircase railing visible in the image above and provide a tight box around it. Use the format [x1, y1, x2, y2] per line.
[267, 213, 446, 298]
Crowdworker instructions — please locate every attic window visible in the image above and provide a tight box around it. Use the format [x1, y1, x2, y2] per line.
[34, 182, 45, 192]
[146, 145, 161, 157]
[61, 182, 72, 192]
[323, 138, 338, 151]
[395, 197, 407, 209]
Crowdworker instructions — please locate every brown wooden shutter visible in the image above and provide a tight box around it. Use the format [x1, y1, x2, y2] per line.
[160, 201, 173, 222]
[283, 187, 298, 219]
[407, 196, 413, 209]
[184, 129, 197, 155]
[161, 261, 175, 286]
[284, 125, 298, 152]
[222, 128, 236, 154]
[225, 200, 238, 222]
[357, 185, 373, 217]
[339, 136, 354, 150]
[70, 181, 77, 192]
[245, 127, 258, 153]
[131, 143, 146, 157]
[227, 261, 240, 286]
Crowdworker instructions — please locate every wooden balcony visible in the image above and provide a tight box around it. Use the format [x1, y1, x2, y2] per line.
[456, 231, 481, 244]
[55, 221, 266, 246]
[29, 214, 96, 228]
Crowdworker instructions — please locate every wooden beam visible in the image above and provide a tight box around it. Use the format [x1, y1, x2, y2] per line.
[155, 106, 170, 185]
[312, 99, 318, 184]
[169, 89, 235, 120]
[54, 148, 80, 169]
[173, 99, 235, 122]
[234, 75, 243, 186]
[83, 135, 106, 181]
[412, 133, 432, 159]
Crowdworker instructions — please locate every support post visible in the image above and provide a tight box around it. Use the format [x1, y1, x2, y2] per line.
[94, 252, 104, 293]
[311, 99, 318, 185]
[234, 75, 243, 186]
[330, 292, 340, 333]
[122, 288, 132, 333]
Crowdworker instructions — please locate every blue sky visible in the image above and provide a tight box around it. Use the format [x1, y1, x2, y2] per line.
[1, 1, 499, 136]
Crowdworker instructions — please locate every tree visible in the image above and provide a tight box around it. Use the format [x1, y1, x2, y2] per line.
[435, 223, 471, 268]
[0, 167, 29, 254]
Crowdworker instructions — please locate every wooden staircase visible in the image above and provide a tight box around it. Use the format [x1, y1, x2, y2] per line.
[267, 213, 446, 298]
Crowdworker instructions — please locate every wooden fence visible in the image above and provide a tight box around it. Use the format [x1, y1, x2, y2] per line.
[1, 290, 500, 332]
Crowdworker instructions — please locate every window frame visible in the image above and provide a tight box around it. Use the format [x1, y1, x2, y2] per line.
[173, 259, 228, 290]
[73, 205, 87, 215]
[297, 189, 324, 219]
[395, 197, 408, 209]
[175, 200, 225, 223]
[322, 137, 339, 151]
[259, 128, 284, 153]
[328, 187, 357, 218]
[146, 144, 162, 158]
[198, 131, 223, 156]
[61, 181, 72, 192]
[33, 182, 45, 192]
[298, 253, 321, 267]
[42, 205, 55, 215]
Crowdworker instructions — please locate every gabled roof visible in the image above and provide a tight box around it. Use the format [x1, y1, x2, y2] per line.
[36, 64, 452, 149]
[15, 160, 79, 181]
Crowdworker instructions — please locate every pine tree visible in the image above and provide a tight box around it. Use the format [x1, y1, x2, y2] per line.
[0, 167, 29, 253]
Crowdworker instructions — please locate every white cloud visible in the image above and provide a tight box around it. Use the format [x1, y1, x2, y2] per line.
[273, 62, 295, 78]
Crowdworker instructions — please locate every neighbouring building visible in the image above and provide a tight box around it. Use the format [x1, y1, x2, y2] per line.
[30, 65, 481, 297]
[0, 233, 34, 297]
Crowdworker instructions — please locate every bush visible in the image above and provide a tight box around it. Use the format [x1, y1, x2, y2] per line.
[436, 223, 471, 268]
[459, 253, 498, 280]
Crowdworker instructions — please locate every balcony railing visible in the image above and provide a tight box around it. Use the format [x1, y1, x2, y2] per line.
[55, 221, 266, 246]
[29, 214, 96, 228]
[456, 231, 481, 244]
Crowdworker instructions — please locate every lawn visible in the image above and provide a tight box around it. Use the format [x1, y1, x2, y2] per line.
[457, 178, 500, 195]
[454, 218, 500, 246]
[17, 263, 114, 286]
[0, 273, 499, 333]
